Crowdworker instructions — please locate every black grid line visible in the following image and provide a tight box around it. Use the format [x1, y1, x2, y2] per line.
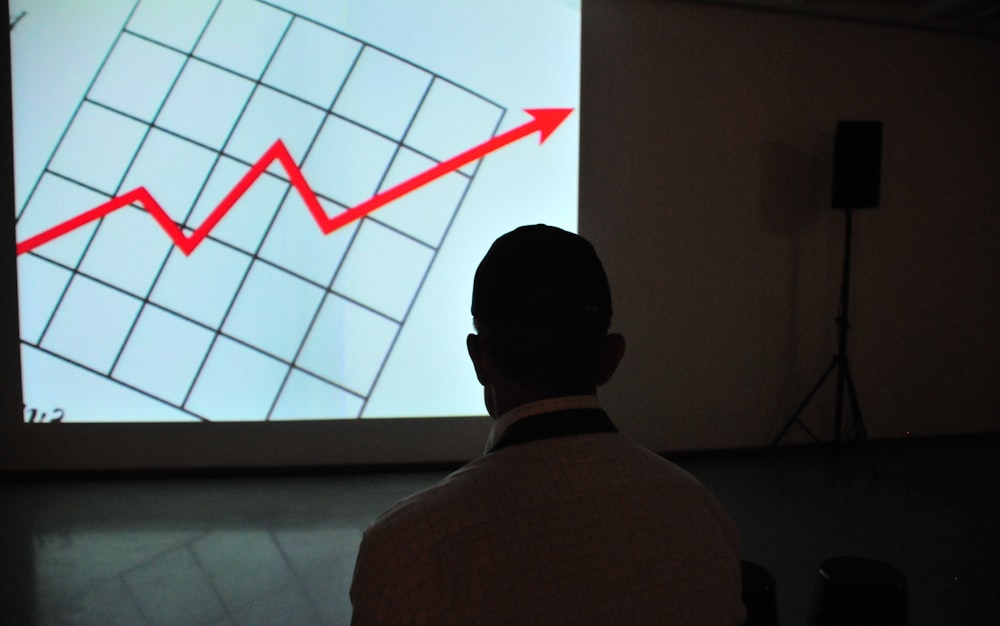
[178, 9, 312, 412]
[265, 55, 439, 420]
[358, 107, 506, 417]
[53, 99, 455, 255]
[15, 0, 508, 422]
[23, 251, 375, 409]
[13, 1, 146, 224]
[34, 0, 226, 350]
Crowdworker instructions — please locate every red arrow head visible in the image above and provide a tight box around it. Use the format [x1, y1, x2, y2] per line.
[524, 108, 574, 144]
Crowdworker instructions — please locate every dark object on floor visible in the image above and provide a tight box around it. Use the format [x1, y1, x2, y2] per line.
[741, 560, 778, 626]
[811, 556, 908, 625]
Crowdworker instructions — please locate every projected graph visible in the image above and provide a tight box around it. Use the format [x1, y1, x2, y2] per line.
[13, 0, 578, 422]
[17, 109, 572, 257]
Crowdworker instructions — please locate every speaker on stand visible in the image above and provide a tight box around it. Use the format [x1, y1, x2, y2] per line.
[773, 121, 882, 459]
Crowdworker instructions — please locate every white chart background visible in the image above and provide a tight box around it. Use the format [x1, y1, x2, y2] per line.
[10, 0, 580, 422]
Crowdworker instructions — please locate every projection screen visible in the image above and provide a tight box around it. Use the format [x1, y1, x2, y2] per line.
[6, 0, 577, 448]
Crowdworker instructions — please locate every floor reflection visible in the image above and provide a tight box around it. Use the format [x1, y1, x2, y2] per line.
[6, 472, 446, 626]
[4, 437, 999, 625]
[35, 527, 360, 625]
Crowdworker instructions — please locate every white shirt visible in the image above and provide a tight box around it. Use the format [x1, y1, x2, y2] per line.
[485, 395, 604, 452]
[351, 406, 745, 625]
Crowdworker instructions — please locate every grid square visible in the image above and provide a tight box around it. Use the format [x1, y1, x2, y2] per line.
[183, 156, 287, 254]
[262, 18, 361, 109]
[41, 275, 142, 374]
[333, 47, 432, 140]
[297, 293, 398, 396]
[258, 194, 358, 287]
[127, 0, 218, 53]
[185, 336, 287, 420]
[119, 128, 217, 225]
[270, 369, 362, 419]
[78, 206, 174, 297]
[16, 0, 515, 424]
[49, 102, 148, 195]
[406, 78, 504, 175]
[301, 116, 396, 207]
[17, 254, 73, 345]
[194, 0, 291, 80]
[21, 345, 201, 422]
[157, 58, 254, 150]
[372, 147, 469, 247]
[222, 260, 324, 362]
[88, 33, 186, 123]
[149, 238, 252, 328]
[113, 306, 215, 404]
[333, 220, 434, 321]
[225, 85, 325, 179]
[16, 174, 108, 268]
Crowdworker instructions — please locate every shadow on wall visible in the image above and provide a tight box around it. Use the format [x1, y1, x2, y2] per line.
[758, 140, 828, 438]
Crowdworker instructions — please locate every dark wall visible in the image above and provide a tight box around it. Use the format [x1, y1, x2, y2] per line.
[583, 1, 1000, 450]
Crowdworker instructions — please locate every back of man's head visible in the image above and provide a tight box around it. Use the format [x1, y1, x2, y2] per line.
[471, 224, 613, 394]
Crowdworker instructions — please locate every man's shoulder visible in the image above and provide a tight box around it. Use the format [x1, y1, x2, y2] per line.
[365, 454, 499, 531]
[366, 432, 711, 532]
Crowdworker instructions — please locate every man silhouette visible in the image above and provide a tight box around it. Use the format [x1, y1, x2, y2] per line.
[351, 224, 745, 625]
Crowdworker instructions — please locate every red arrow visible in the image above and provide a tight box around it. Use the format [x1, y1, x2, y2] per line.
[16, 108, 574, 256]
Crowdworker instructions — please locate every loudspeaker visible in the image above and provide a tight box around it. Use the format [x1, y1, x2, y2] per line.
[832, 121, 882, 209]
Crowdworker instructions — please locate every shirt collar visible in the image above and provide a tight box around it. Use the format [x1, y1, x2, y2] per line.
[485, 395, 603, 453]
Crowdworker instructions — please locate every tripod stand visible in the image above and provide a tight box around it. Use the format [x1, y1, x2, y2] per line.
[772, 207, 870, 448]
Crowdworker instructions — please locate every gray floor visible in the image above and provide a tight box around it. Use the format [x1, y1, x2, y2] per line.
[2, 436, 998, 625]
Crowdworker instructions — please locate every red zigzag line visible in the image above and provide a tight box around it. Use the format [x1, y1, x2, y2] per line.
[16, 108, 574, 257]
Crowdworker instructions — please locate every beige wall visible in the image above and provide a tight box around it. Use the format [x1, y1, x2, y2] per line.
[584, 1, 1000, 450]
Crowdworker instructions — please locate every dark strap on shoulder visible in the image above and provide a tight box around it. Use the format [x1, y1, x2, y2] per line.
[488, 408, 617, 454]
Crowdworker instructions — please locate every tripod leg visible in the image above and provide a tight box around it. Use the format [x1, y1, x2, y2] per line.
[843, 363, 867, 441]
[843, 363, 878, 479]
[772, 357, 837, 446]
[835, 355, 847, 444]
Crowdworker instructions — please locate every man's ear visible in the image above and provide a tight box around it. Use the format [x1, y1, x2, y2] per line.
[467, 333, 493, 385]
[595, 333, 626, 386]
